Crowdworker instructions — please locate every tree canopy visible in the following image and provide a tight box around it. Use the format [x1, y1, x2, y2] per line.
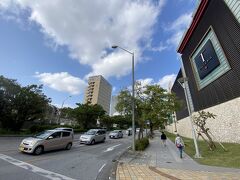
[0, 76, 51, 131]
[116, 81, 181, 136]
[72, 103, 106, 130]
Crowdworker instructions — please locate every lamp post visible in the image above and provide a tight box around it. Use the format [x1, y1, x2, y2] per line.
[178, 58, 201, 158]
[112, 45, 135, 151]
[58, 95, 72, 125]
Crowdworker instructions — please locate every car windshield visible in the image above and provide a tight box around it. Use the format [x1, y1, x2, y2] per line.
[34, 131, 52, 139]
[86, 130, 96, 135]
[112, 130, 119, 133]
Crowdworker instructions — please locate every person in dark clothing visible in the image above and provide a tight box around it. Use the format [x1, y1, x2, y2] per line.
[161, 132, 167, 147]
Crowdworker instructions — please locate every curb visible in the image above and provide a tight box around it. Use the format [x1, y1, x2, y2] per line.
[0, 132, 83, 138]
[108, 146, 132, 180]
[0, 135, 32, 137]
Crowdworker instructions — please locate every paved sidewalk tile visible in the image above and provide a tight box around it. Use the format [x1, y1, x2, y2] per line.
[116, 131, 240, 179]
[116, 163, 240, 180]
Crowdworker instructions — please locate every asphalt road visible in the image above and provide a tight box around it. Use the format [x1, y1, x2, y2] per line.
[0, 133, 132, 180]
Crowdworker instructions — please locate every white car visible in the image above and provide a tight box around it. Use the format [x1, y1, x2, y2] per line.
[109, 130, 123, 139]
[126, 128, 132, 136]
[79, 129, 106, 145]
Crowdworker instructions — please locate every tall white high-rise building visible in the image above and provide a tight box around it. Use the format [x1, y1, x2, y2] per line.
[84, 75, 112, 115]
[110, 95, 119, 116]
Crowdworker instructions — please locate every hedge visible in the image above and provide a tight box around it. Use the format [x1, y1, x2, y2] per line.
[135, 137, 149, 151]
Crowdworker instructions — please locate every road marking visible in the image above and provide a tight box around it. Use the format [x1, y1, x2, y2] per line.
[73, 144, 85, 147]
[0, 153, 75, 180]
[98, 163, 106, 172]
[103, 144, 121, 152]
[0, 149, 17, 153]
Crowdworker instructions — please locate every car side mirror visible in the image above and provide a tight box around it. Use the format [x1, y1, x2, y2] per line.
[96, 133, 99, 136]
[48, 136, 53, 140]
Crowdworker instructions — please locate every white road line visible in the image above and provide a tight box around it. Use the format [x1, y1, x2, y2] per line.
[73, 144, 85, 147]
[98, 163, 106, 173]
[0, 153, 75, 180]
[103, 144, 121, 152]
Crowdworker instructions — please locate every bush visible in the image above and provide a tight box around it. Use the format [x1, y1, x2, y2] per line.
[29, 125, 58, 133]
[29, 124, 87, 134]
[73, 128, 87, 133]
[135, 137, 149, 151]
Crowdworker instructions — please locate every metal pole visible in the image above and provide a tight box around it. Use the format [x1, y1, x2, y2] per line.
[58, 101, 64, 125]
[111, 45, 135, 151]
[132, 53, 135, 151]
[179, 57, 201, 158]
[58, 96, 71, 125]
[182, 79, 201, 158]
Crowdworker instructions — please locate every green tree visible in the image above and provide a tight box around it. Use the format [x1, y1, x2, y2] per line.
[112, 115, 132, 129]
[60, 107, 74, 119]
[116, 82, 180, 139]
[115, 89, 132, 115]
[193, 111, 217, 150]
[0, 76, 51, 131]
[141, 84, 180, 134]
[73, 103, 105, 130]
[0, 76, 21, 130]
[99, 115, 113, 130]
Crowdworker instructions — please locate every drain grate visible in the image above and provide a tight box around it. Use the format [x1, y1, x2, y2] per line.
[166, 161, 172, 163]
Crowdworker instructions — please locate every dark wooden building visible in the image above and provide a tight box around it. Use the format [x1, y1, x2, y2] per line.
[168, 0, 240, 143]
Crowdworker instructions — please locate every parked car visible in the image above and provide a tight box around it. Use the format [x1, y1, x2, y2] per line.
[79, 129, 106, 145]
[126, 128, 132, 136]
[19, 129, 73, 155]
[55, 127, 74, 138]
[109, 130, 123, 139]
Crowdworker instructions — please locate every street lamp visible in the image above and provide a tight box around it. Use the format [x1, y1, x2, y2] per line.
[177, 61, 201, 158]
[58, 95, 72, 125]
[112, 45, 135, 151]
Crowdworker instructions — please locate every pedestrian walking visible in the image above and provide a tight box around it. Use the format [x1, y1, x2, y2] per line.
[160, 132, 167, 147]
[175, 134, 184, 158]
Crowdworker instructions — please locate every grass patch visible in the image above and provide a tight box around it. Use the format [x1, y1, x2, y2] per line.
[165, 132, 240, 168]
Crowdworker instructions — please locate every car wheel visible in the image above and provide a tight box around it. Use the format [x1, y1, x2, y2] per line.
[102, 137, 106, 143]
[66, 143, 72, 150]
[91, 139, 95, 145]
[34, 146, 43, 155]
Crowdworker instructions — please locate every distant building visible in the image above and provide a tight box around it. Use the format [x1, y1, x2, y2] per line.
[110, 95, 119, 116]
[84, 75, 112, 115]
[166, 0, 240, 143]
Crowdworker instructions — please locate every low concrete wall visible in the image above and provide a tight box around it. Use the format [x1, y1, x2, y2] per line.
[166, 97, 240, 143]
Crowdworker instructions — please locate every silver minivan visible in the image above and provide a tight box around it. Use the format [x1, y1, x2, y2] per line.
[55, 127, 74, 138]
[19, 129, 73, 155]
[79, 129, 106, 145]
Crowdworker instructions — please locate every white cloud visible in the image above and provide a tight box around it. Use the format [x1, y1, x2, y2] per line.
[149, 43, 168, 52]
[137, 78, 154, 87]
[166, 12, 192, 48]
[112, 87, 116, 93]
[2, 0, 166, 79]
[136, 74, 176, 90]
[86, 51, 135, 79]
[158, 74, 176, 90]
[52, 103, 76, 109]
[35, 72, 87, 95]
[168, 13, 192, 32]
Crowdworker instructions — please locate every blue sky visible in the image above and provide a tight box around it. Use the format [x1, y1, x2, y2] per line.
[0, 0, 197, 108]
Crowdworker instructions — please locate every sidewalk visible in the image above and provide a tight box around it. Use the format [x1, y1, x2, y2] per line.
[116, 131, 240, 179]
